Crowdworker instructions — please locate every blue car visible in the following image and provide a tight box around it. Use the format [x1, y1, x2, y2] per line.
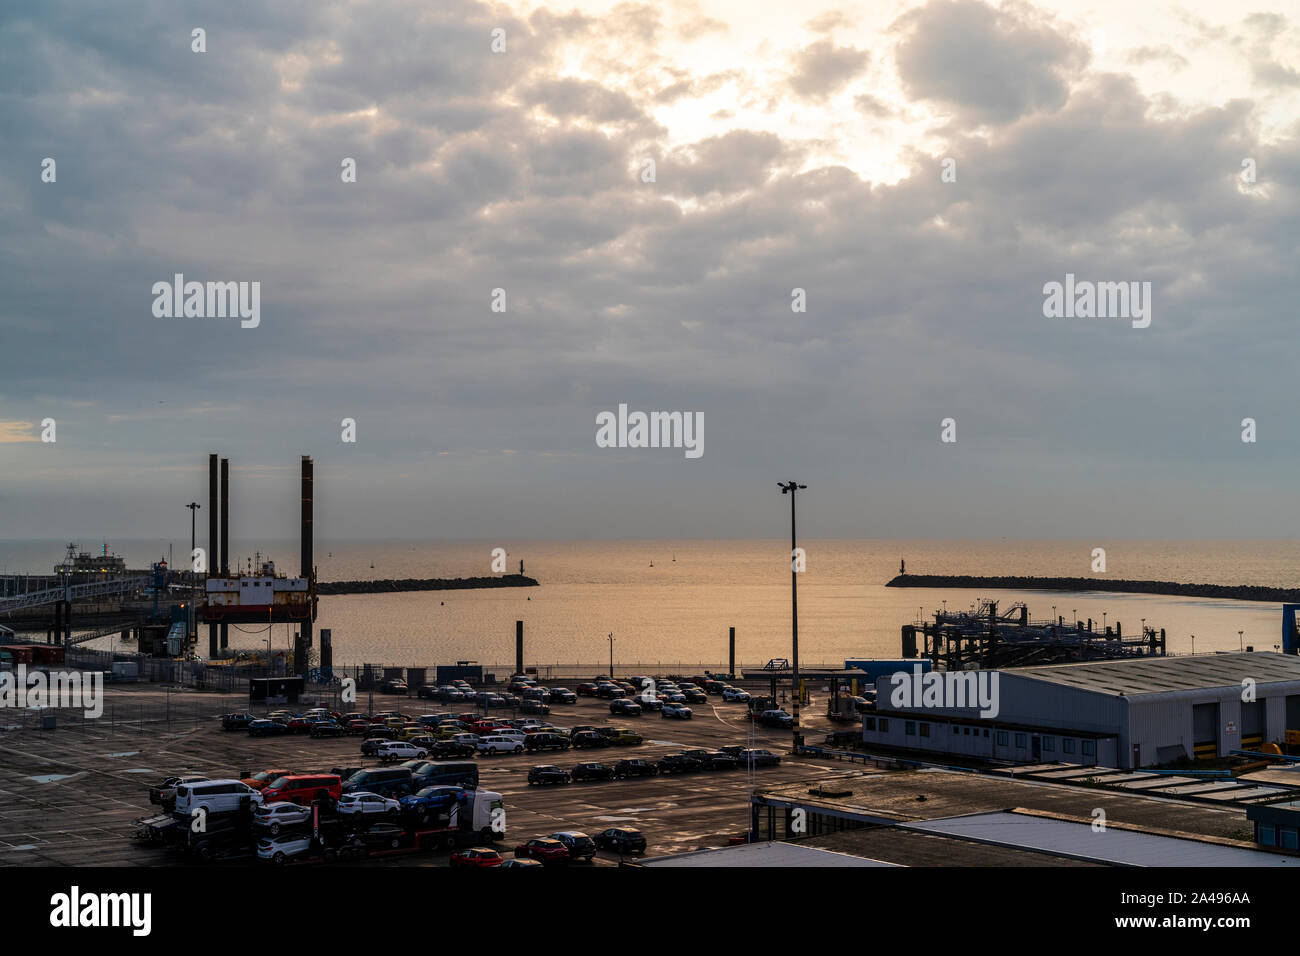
[399, 785, 463, 823]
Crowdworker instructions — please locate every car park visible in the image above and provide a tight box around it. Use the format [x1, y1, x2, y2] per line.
[569, 762, 615, 782]
[477, 735, 523, 755]
[513, 838, 570, 865]
[527, 765, 571, 785]
[337, 792, 401, 817]
[451, 847, 503, 867]
[253, 802, 312, 836]
[662, 703, 693, 720]
[594, 827, 647, 854]
[613, 759, 658, 778]
[549, 831, 596, 863]
[247, 719, 289, 737]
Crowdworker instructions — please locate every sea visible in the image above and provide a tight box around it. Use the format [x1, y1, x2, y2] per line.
[2, 539, 1296, 669]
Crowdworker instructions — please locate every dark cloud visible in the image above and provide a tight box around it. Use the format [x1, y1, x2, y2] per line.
[893, 0, 1089, 123]
[787, 39, 871, 101]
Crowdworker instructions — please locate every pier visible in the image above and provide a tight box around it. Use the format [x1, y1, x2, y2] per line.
[902, 599, 1166, 669]
[887, 572, 1300, 604]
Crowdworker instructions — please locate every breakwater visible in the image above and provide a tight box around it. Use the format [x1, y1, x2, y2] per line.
[318, 573, 538, 595]
[886, 574, 1299, 604]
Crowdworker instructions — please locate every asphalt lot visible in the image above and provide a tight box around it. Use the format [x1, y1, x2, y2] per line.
[0, 683, 858, 866]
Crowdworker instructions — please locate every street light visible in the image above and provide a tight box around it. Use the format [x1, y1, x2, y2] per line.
[608, 633, 614, 678]
[779, 481, 806, 750]
[1191, 634, 1195, 656]
[186, 502, 200, 646]
[1239, 630, 1244, 652]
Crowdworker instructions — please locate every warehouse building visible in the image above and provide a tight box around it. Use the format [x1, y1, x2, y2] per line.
[863, 651, 1300, 769]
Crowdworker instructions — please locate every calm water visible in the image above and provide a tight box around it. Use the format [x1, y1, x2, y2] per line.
[3, 539, 1295, 667]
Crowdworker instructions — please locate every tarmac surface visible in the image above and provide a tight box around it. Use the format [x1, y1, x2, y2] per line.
[0, 682, 857, 866]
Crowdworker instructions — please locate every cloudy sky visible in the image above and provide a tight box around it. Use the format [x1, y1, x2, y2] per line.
[1, 0, 1298, 543]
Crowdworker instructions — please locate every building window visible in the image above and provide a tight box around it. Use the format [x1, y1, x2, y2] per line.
[864, 717, 876, 731]
[879, 719, 889, 732]
[952, 725, 959, 735]
[996, 731, 1008, 746]
[963, 727, 971, 736]
[1284, 829, 1299, 852]
[1014, 733, 1027, 748]
[1063, 738, 1076, 754]
[905, 721, 916, 736]
[1043, 736, 1055, 752]
[1260, 824, 1277, 846]
[920, 723, 930, 738]
[1082, 740, 1095, 757]
[982, 729, 989, 737]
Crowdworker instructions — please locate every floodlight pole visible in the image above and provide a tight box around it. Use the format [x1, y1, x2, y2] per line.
[779, 481, 806, 751]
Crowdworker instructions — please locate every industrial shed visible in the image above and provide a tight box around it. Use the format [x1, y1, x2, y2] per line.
[865, 652, 1300, 769]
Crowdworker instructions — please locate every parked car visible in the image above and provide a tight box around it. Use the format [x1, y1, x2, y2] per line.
[527, 765, 571, 785]
[513, 837, 570, 865]
[253, 801, 312, 835]
[613, 759, 659, 778]
[173, 779, 263, 816]
[683, 689, 708, 704]
[381, 679, 409, 695]
[400, 785, 463, 822]
[594, 827, 647, 854]
[661, 703, 693, 720]
[261, 773, 343, 806]
[345, 720, 372, 736]
[575, 682, 599, 697]
[247, 719, 289, 737]
[722, 687, 751, 703]
[340, 767, 415, 797]
[519, 699, 550, 716]
[549, 831, 596, 863]
[759, 709, 794, 729]
[239, 769, 293, 792]
[500, 857, 544, 868]
[549, 688, 577, 704]
[221, 712, 257, 731]
[347, 822, 411, 852]
[608, 729, 643, 746]
[570, 762, 615, 782]
[451, 847, 503, 867]
[478, 735, 524, 755]
[719, 747, 782, 767]
[595, 684, 625, 699]
[430, 739, 477, 759]
[257, 834, 312, 864]
[680, 749, 738, 770]
[570, 731, 611, 749]
[337, 792, 401, 818]
[657, 754, 703, 774]
[377, 741, 428, 763]
[609, 699, 642, 717]
[360, 737, 393, 756]
[310, 721, 345, 738]
[149, 774, 209, 808]
[524, 732, 570, 752]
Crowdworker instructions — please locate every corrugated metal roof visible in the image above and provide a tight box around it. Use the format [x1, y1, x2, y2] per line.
[638, 841, 897, 867]
[1005, 651, 1300, 697]
[903, 811, 1297, 866]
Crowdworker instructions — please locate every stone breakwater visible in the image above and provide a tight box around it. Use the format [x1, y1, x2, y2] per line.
[318, 574, 538, 595]
[885, 574, 1300, 604]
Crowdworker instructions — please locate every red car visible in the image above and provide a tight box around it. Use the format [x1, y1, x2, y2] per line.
[576, 683, 599, 697]
[345, 720, 371, 735]
[287, 717, 314, 734]
[514, 838, 571, 865]
[451, 847, 503, 868]
[471, 719, 510, 735]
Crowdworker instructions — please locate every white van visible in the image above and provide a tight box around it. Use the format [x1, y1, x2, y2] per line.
[173, 778, 263, 816]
